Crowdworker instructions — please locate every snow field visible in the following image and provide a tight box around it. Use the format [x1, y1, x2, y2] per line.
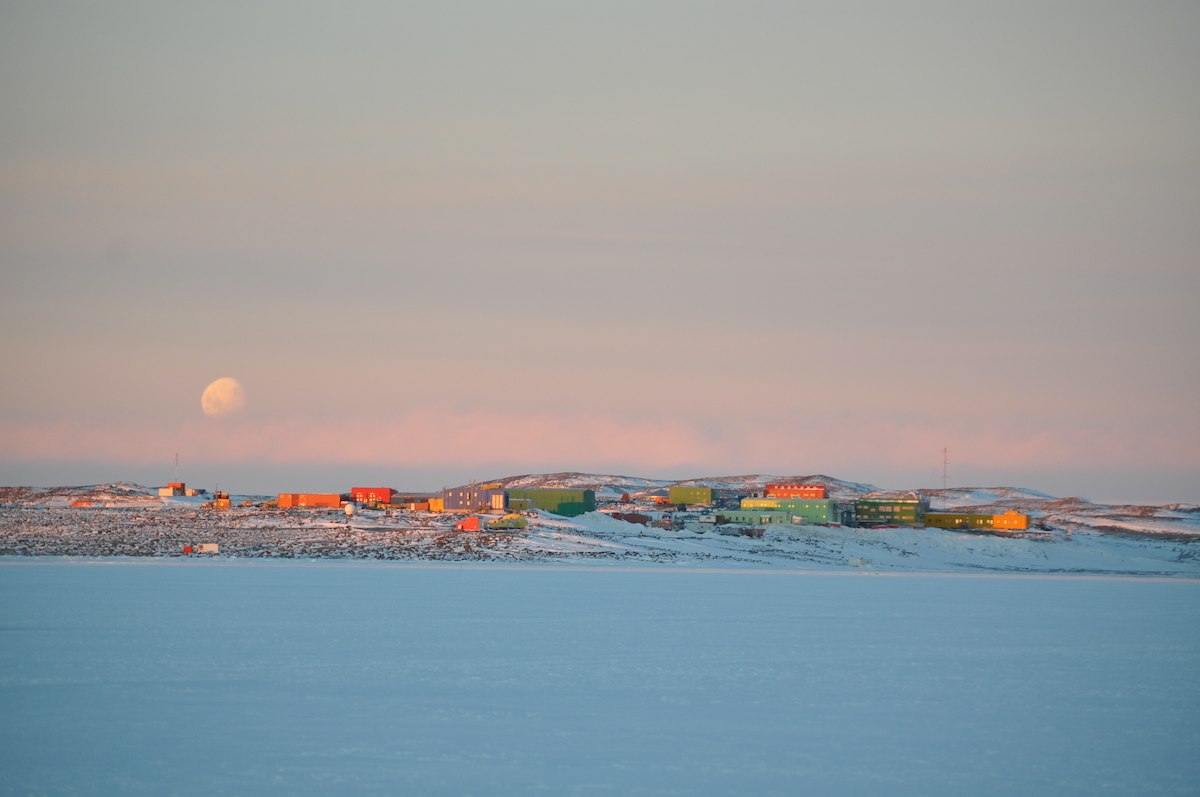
[2, 504, 1198, 576]
[1, 561, 1197, 796]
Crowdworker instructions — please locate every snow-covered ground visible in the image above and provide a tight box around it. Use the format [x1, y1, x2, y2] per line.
[0, 561, 1196, 796]
[2, 475, 1198, 576]
[2, 504, 1197, 577]
[554, 511, 1200, 576]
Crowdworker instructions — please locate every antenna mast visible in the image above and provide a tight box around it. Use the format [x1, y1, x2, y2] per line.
[941, 447, 949, 490]
[175, 453, 179, 483]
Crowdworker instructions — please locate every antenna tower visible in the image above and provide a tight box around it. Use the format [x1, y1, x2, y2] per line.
[175, 453, 179, 483]
[941, 447, 949, 490]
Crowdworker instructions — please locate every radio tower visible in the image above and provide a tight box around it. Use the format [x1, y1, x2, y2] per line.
[941, 448, 949, 490]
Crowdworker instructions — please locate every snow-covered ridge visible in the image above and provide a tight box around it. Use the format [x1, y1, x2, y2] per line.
[0, 484, 271, 508]
[484, 473, 879, 501]
[0, 482, 157, 506]
[485, 472, 675, 495]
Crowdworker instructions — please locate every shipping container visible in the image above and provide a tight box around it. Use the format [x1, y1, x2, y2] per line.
[765, 484, 827, 499]
[455, 516, 481, 531]
[351, 487, 393, 504]
[428, 498, 445, 512]
[668, 486, 717, 505]
[277, 493, 301, 508]
[506, 488, 596, 517]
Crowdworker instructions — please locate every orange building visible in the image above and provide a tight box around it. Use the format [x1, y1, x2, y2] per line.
[989, 511, 1030, 530]
[300, 494, 341, 508]
[278, 493, 341, 508]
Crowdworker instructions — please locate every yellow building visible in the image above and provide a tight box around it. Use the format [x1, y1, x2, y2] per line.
[924, 513, 971, 529]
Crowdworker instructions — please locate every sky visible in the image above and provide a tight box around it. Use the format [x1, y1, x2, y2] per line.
[1, 1, 1197, 502]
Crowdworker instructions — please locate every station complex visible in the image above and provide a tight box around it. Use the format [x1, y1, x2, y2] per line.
[265, 482, 1030, 532]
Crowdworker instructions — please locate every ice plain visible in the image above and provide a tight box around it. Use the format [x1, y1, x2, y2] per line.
[1, 560, 1197, 796]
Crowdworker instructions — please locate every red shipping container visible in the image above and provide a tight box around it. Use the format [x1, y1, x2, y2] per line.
[455, 516, 481, 531]
[183, 546, 194, 554]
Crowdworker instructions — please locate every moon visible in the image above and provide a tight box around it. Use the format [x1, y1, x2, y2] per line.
[201, 378, 246, 417]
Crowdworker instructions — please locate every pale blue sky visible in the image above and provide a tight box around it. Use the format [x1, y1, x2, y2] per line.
[1, 1, 1197, 500]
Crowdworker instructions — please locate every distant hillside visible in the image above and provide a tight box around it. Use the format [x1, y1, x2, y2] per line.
[485, 472, 673, 496]
[0, 483, 157, 506]
[0, 484, 269, 507]
[482, 472, 878, 500]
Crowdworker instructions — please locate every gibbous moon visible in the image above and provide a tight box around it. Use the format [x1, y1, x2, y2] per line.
[201, 378, 246, 417]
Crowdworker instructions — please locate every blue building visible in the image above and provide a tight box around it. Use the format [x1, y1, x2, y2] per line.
[441, 485, 508, 512]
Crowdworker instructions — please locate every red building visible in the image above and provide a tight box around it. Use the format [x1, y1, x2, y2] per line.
[765, 484, 827, 499]
[351, 487, 393, 504]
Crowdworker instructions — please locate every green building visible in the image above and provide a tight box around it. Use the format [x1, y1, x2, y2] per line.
[854, 493, 928, 527]
[505, 488, 596, 517]
[740, 498, 839, 524]
[669, 486, 717, 505]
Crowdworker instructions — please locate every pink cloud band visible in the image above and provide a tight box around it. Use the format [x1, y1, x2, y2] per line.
[1, 410, 1196, 473]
